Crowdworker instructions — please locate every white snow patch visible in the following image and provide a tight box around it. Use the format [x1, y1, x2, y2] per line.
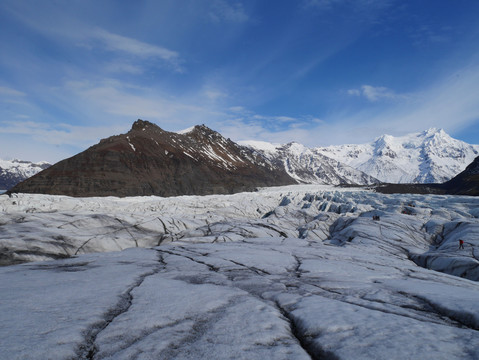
[176, 126, 195, 134]
[238, 140, 280, 153]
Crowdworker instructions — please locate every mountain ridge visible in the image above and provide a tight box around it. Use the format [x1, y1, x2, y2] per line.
[6, 122, 478, 196]
[242, 141, 380, 186]
[315, 128, 479, 183]
[8, 120, 295, 197]
[0, 159, 51, 190]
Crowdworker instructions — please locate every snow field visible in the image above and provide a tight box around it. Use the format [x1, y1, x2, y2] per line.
[0, 185, 478, 358]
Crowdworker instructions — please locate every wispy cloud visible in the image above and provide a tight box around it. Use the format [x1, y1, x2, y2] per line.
[223, 62, 479, 147]
[3, 4, 184, 74]
[0, 120, 126, 162]
[0, 86, 26, 97]
[217, 118, 319, 147]
[347, 85, 408, 102]
[0, 120, 119, 147]
[209, 0, 249, 23]
[91, 29, 178, 60]
[337, 63, 479, 142]
[217, 106, 323, 143]
[62, 80, 221, 126]
[81, 28, 183, 73]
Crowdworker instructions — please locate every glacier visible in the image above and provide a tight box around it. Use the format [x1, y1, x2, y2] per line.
[0, 185, 478, 359]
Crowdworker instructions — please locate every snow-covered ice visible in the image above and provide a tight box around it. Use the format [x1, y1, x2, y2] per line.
[0, 185, 478, 359]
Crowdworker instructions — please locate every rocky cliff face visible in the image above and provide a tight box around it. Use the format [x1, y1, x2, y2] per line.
[442, 156, 479, 196]
[9, 120, 296, 197]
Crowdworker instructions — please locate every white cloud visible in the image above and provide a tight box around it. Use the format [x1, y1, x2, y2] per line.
[91, 29, 177, 60]
[219, 63, 479, 147]
[217, 118, 318, 147]
[361, 85, 396, 101]
[348, 85, 407, 102]
[3, 4, 183, 72]
[212, 108, 325, 146]
[56, 78, 242, 137]
[336, 63, 479, 143]
[384, 65, 479, 133]
[0, 120, 120, 147]
[228, 106, 246, 113]
[203, 89, 228, 101]
[85, 28, 183, 72]
[347, 89, 361, 96]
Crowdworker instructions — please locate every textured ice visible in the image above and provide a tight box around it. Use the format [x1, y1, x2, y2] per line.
[0, 185, 478, 359]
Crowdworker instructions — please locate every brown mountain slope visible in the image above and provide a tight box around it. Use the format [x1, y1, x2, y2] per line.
[9, 120, 296, 197]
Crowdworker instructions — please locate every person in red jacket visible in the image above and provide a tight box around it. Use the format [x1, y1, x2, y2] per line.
[459, 239, 465, 249]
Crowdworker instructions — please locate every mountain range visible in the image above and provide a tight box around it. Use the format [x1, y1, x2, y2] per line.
[241, 141, 380, 185]
[377, 154, 479, 196]
[5, 120, 479, 197]
[7, 120, 295, 197]
[314, 128, 479, 183]
[0, 159, 51, 190]
[242, 128, 479, 184]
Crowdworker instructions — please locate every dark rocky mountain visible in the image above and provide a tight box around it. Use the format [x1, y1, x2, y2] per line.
[8, 120, 295, 197]
[376, 156, 479, 196]
[0, 159, 51, 190]
[441, 155, 479, 195]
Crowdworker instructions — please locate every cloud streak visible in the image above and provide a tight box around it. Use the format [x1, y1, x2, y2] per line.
[86, 28, 183, 72]
[0, 120, 121, 147]
[0, 86, 26, 97]
[347, 85, 408, 102]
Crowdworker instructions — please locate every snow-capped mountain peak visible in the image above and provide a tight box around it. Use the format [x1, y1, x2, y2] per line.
[0, 159, 51, 190]
[316, 129, 479, 184]
[237, 140, 281, 154]
[241, 140, 380, 185]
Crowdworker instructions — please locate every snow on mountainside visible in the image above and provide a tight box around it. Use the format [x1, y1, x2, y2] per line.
[240, 141, 380, 185]
[0, 159, 51, 190]
[8, 120, 294, 197]
[316, 128, 479, 184]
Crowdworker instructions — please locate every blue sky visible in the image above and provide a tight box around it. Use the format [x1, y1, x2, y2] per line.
[1, 0, 479, 163]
